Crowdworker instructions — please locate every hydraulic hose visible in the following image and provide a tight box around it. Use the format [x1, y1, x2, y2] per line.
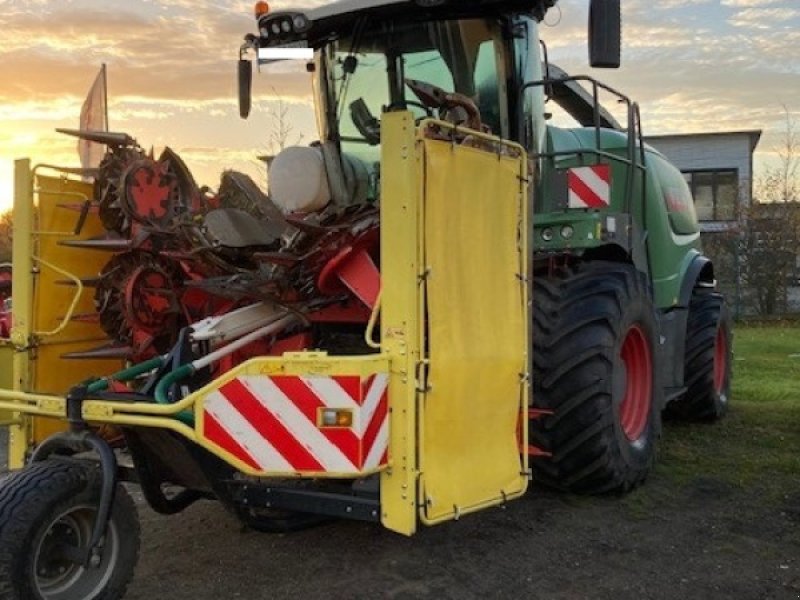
[154, 364, 196, 426]
[86, 356, 166, 394]
[85, 314, 298, 428]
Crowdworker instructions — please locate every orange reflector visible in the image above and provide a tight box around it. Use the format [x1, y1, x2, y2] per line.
[320, 409, 353, 428]
[255, 1, 269, 17]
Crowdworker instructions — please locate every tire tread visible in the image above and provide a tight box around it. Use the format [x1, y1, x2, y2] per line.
[531, 261, 662, 494]
[0, 459, 139, 600]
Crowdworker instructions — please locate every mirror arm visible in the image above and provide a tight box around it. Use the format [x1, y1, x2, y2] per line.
[238, 38, 256, 120]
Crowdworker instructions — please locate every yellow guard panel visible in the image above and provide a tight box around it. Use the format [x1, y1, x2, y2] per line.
[31, 173, 121, 442]
[31, 174, 120, 386]
[6, 163, 122, 465]
[419, 135, 529, 524]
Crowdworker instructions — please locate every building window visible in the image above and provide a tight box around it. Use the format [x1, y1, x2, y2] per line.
[682, 169, 739, 221]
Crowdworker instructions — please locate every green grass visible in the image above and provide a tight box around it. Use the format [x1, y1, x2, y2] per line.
[734, 325, 800, 403]
[654, 325, 800, 497]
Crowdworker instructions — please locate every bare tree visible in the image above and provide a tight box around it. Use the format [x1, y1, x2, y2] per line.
[268, 90, 305, 154]
[740, 107, 800, 316]
[247, 89, 305, 192]
[763, 107, 799, 204]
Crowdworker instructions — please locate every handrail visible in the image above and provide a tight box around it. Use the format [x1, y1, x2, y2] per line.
[365, 289, 383, 350]
[31, 255, 83, 339]
[32, 163, 98, 179]
[418, 117, 527, 161]
[519, 74, 649, 220]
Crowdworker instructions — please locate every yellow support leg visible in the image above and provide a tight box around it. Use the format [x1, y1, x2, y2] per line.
[8, 159, 34, 469]
[379, 113, 424, 536]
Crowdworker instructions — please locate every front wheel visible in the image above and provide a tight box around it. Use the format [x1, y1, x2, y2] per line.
[530, 262, 664, 494]
[0, 459, 140, 600]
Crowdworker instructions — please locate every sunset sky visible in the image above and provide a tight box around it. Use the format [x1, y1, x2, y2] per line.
[0, 0, 798, 213]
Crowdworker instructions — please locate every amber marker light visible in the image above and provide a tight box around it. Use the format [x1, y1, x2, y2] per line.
[255, 1, 270, 17]
[320, 409, 354, 428]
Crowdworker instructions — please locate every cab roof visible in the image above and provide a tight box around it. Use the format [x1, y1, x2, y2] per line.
[308, 0, 407, 21]
[307, 0, 557, 26]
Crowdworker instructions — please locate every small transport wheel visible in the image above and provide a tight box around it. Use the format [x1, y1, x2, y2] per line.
[530, 261, 664, 494]
[667, 289, 732, 421]
[0, 459, 140, 600]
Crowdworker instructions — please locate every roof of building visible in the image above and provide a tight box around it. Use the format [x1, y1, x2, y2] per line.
[645, 130, 762, 153]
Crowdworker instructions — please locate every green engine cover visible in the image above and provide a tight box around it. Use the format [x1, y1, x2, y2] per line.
[535, 125, 704, 310]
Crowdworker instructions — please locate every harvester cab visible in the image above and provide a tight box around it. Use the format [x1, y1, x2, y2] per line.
[0, 1, 733, 598]
[238, 0, 620, 187]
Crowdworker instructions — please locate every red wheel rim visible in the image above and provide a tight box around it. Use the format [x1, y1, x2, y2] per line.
[713, 327, 727, 395]
[619, 324, 653, 441]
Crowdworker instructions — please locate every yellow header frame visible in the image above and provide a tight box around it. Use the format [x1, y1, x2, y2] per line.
[1, 115, 530, 538]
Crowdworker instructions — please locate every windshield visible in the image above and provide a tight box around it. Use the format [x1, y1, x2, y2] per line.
[323, 18, 508, 167]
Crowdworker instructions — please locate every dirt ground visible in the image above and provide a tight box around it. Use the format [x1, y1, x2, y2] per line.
[1, 426, 799, 600]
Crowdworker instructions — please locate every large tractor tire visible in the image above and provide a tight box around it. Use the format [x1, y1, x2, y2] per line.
[0, 459, 140, 600]
[667, 289, 732, 421]
[530, 261, 663, 494]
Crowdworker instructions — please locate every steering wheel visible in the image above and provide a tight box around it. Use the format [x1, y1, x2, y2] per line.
[350, 95, 436, 144]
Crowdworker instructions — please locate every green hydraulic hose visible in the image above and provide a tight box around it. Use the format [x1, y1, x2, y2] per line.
[85, 314, 295, 426]
[154, 364, 196, 426]
[82, 357, 194, 426]
[86, 357, 166, 394]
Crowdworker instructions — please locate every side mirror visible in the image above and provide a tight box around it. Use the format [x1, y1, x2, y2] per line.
[588, 0, 621, 69]
[238, 59, 253, 119]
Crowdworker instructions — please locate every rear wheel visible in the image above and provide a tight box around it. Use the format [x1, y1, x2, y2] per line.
[0, 459, 139, 600]
[530, 262, 663, 494]
[667, 289, 732, 420]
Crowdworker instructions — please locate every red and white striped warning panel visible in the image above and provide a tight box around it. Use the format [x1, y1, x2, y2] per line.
[567, 165, 612, 209]
[201, 373, 389, 475]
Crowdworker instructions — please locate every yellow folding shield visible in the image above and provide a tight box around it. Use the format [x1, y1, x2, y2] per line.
[380, 113, 530, 534]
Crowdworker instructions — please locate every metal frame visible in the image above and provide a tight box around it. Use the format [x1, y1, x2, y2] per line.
[229, 483, 381, 523]
[522, 75, 647, 214]
[0, 354, 393, 479]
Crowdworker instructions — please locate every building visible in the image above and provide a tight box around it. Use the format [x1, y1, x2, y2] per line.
[644, 130, 762, 233]
[645, 131, 763, 317]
